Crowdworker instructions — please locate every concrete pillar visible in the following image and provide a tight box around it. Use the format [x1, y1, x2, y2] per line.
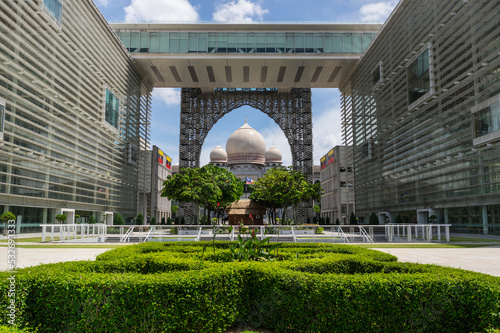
[482, 205, 488, 235]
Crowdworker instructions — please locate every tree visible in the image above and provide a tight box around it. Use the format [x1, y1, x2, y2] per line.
[55, 214, 67, 224]
[350, 211, 357, 225]
[150, 216, 156, 225]
[114, 213, 124, 225]
[136, 213, 144, 225]
[161, 164, 243, 221]
[249, 166, 322, 223]
[89, 215, 96, 224]
[1, 212, 16, 236]
[369, 212, 379, 225]
[1, 212, 15, 224]
[335, 218, 340, 225]
[171, 205, 178, 214]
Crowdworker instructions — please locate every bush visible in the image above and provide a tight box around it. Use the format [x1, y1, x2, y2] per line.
[315, 227, 324, 234]
[369, 212, 379, 225]
[350, 212, 357, 225]
[150, 217, 156, 225]
[136, 213, 144, 225]
[0, 242, 498, 333]
[161, 217, 166, 225]
[88, 215, 96, 224]
[113, 213, 124, 226]
[167, 217, 172, 225]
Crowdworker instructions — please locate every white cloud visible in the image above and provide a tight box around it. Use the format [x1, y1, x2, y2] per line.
[152, 88, 180, 106]
[124, 0, 199, 22]
[213, 0, 268, 23]
[359, 1, 397, 22]
[313, 107, 342, 163]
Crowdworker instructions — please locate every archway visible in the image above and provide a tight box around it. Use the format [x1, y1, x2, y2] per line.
[178, 88, 313, 222]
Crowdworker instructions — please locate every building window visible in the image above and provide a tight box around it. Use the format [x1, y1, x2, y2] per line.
[128, 143, 138, 165]
[0, 98, 5, 141]
[105, 89, 120, 129]
[42, 0, 63, 26]
[372, 61, 383, 88]
[407, 48, 431, 106]
[472, 95, 500, 145]
[361, 140, 373, 159]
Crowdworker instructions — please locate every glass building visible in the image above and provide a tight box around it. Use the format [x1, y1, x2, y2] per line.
[0, 0, 152, 231]
[341, 0, 500, 234]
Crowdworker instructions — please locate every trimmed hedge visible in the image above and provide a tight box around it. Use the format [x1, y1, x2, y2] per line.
[0, 242, 499, 332]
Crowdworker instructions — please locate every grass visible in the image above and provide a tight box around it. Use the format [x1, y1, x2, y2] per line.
[447, 236, 500, 243]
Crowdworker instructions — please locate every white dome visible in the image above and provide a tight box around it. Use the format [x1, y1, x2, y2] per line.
[210, 145, 227, 163]
[226, 121, 266, 165]
[265, 145, 283, 164]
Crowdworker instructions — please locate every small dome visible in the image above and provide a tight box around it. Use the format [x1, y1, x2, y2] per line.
[226, 121, 266, 165]
[210, 145, 227, 163]
[265, 145, 283, 164]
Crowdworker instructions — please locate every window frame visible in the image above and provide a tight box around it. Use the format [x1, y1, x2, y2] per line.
[372, 60, 383, 90]
[471, 94, 500, 146]
[406, 43, 434, 109]
[103, 87, 120, 132]
[41, 0, 63, 28]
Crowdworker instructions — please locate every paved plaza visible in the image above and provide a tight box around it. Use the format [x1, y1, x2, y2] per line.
[373, 246, 500, 277]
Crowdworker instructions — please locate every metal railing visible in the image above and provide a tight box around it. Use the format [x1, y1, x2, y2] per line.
[39, 224, 451, 243]
[120, 227, 134, 243]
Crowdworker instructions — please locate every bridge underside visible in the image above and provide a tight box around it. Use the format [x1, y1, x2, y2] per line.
[178, 88, 313, 223]
[132, 54, 359, 89]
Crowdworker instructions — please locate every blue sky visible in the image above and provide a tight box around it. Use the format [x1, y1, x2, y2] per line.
[94, 0, 397, 166]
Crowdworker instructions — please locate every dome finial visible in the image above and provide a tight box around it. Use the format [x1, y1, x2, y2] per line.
[245, 117, 247, 124]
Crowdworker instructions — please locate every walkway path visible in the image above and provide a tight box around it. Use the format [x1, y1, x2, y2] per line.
[373, 245, 500, 277]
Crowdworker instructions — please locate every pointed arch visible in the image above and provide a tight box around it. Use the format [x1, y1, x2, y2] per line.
[178, 88, 313, 222]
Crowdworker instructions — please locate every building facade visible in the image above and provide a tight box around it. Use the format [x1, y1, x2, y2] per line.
[138, 145, 173, 224]
[320, 146, 354, 224]
[0, 0, 151, 231]
[341, 0, 500, 233]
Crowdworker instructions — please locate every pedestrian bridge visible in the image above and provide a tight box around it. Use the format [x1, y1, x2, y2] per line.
[110, 22, 382, 89]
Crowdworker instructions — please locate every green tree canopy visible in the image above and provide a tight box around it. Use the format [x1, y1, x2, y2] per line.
[0, 212, 16, 223]
[249, 166, 322, 221]
[55, 214, 67, 223]
[161, 164, 244, 215]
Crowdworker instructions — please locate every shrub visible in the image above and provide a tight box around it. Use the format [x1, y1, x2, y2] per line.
[167, 217, 172, 225]
[326, 216, 330, 225]
[150, 217, 156, 225]
[350, 212, 357, 225]
[88, 215, 96, 224]
[161, 217, 166, 225]
[113, 213, 124, 226]
[315, 227, 324, 234]
[136, 213, 144, 225]
[395, 214, 403, 224]
[369, 212, 379, 225]
[0, 242, 498, 333]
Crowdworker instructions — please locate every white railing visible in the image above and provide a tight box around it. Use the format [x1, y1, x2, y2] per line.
[41, 224, 107, 242]
[39, 224, 452, 243]
[144, 227, 155, 242]
[120, 227, 134, 243]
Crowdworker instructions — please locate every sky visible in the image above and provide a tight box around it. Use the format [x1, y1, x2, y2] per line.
[94, 0, 398, 166]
